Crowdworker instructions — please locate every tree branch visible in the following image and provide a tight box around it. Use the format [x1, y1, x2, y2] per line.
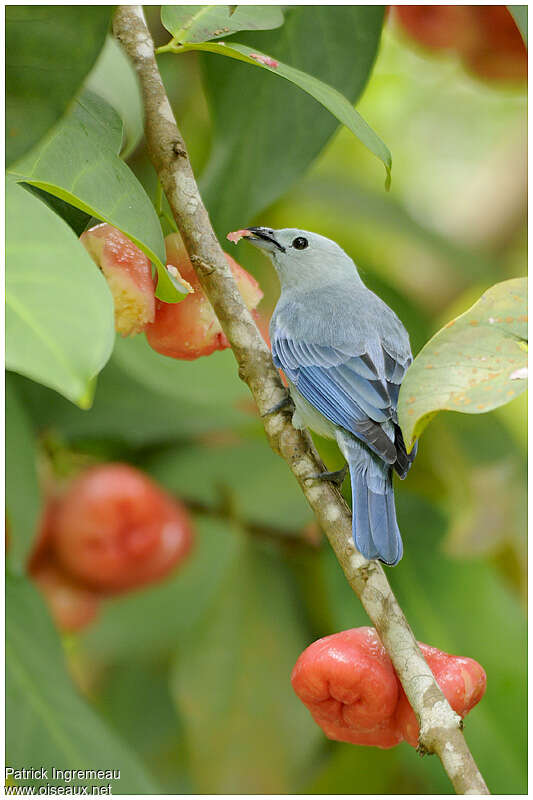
[113, 7, 489, 794]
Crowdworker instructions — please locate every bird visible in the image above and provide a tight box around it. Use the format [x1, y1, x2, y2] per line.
[241, 226, 417, 566]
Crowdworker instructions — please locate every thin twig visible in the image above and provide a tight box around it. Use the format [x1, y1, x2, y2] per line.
[113, 7, 489, 794]
[181, 494, 321, 549]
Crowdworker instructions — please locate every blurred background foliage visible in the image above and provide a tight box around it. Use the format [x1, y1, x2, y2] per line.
[7, 6, 526, 795]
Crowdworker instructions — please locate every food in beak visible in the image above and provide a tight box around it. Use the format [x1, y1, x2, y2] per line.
[227, 229, 252, 244]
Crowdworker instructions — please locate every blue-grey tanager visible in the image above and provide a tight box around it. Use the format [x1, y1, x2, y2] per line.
[242, 226, 417, 566]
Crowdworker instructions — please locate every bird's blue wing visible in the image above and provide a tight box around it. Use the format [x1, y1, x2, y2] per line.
[272, 329, 412, 468]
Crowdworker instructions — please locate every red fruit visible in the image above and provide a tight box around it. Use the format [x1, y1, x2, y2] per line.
[292, 627, 486, 749]
[395, 6, 477, 52]
[80, 223, 155, 336]
[462, 6, 527, 82]
[145, 233, 263, 360]
[291, 628, 402, 748]
[394, 5, 526, 83]
[395, 643, 487, 747]
[50, 464, 193, 593]
[32, 560, 101, 632]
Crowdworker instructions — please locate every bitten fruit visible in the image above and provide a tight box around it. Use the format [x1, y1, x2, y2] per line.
[80, 223, 155, 336]
[291, 627, 486, 749]
[146, 233, 263, 359]
[49, 463, 193, 593]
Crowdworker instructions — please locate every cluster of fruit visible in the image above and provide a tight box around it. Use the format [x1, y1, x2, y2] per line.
[29, 224, 264, 631]
[80, 223, 264, 359]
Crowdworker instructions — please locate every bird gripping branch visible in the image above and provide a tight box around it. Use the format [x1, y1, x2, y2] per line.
[235, 226, 417, 566]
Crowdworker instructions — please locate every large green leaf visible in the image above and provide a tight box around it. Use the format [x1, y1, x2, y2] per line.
[6, 180, 114, 408]
[174, 40, 390, 187]
[398, 278, 527, 451]
[10, 349, 249, 448]
[6, 6, 111, 166]
[196, 7, 386, 236]
[96, 661, 192, 794]
[5, 375, 40, 574]
[9, 92, 183, 302]
[86, 36, 144, 159]
[6, 576, 159, 792]
[161, 5, 284, 44]
[170, 531, 320, 793]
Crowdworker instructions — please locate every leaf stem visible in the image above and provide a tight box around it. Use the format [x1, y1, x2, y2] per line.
[155, 179, 178, 232]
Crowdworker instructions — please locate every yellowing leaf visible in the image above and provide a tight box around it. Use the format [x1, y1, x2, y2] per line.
[398, 278, 527, 450]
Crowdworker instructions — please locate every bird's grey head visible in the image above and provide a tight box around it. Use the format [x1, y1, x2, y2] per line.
[244, 227, 361, 290]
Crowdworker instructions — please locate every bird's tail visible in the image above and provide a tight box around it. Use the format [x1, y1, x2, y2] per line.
[342, 436, 403, 566]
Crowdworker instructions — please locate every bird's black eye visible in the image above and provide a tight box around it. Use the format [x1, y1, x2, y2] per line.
[292, 236, 308, 250]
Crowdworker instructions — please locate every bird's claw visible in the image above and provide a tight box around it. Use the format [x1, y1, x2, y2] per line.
[261, 392, 294, 417]
[309, 465, 348, 488]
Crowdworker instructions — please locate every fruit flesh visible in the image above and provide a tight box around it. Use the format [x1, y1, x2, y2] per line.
[146, 233, 263, 360]
[80, 223, 156, 336]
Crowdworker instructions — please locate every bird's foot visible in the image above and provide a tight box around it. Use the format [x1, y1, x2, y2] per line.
[310, 464, 348, 488]
[261, 392, 294, 417]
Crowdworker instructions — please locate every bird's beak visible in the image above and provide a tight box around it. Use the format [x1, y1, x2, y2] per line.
[245, 227, 286, 253]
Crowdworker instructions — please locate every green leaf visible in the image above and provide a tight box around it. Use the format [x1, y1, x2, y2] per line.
[6, 576, 159, 792]
[5, 375, 40, 574]
[9, 91, 183, 303]
[11, 348, 249, 448]
[508, 5, 527, 45]
[6, 6, 112, 166]
[170, 531, 320, 793]
[95, 661, 193, 794]
[6, 180, 114, 408]
[22, 184, 92, 238]
[196, 7, 387, 235]
[161, 5, 284, 44]
[398, 278, 527, 451]
[182, 39, 390, 190]
[86, 36, 144, 159]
